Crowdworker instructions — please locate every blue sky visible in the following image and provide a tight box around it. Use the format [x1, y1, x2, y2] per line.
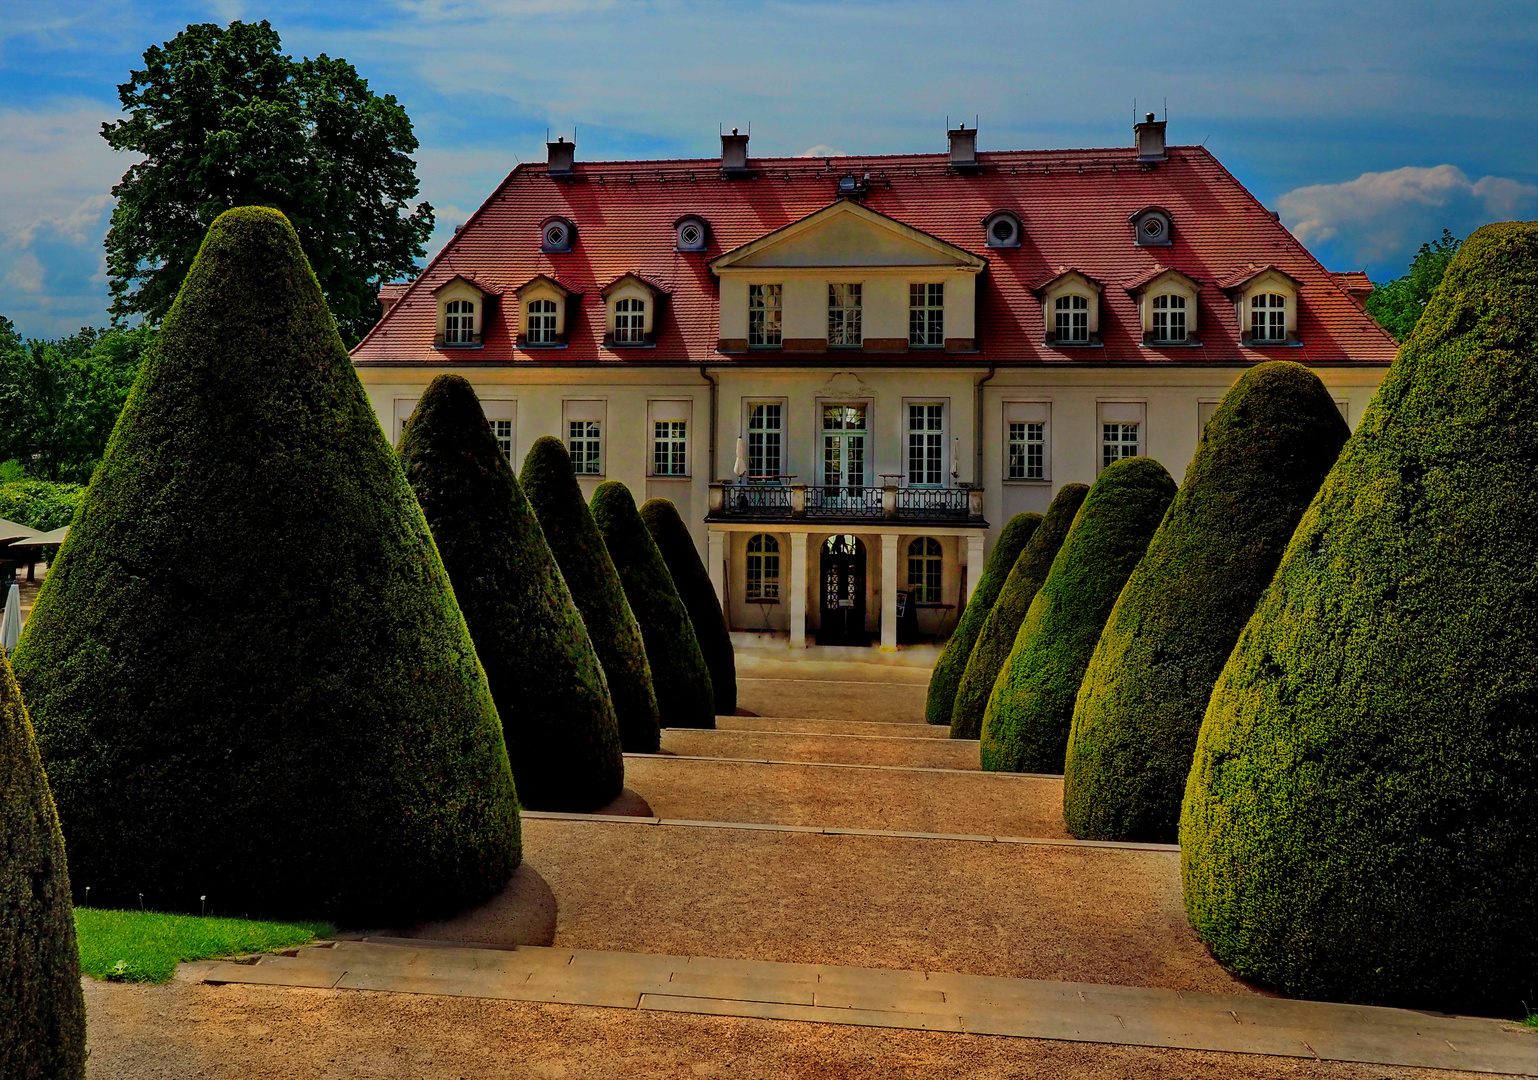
[1, 0, 1534, 338]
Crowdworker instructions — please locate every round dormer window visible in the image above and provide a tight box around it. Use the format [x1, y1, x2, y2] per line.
[675, 217, 708, 252]
[1131, 208, 1173, 247]
[542, 220, 573, 252]
[985, 211, 1021, 248]
[1142, 217, 1165, 240]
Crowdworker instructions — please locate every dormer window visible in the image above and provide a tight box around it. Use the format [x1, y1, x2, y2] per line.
[1152, 295, 1186, 342]
[432, 275, 490, 348]
[600, 274, 663, 348]
[1220, 266, 1301, 346]
[984, 210, 1021, 248]
[541, 217, 574, 253]
[1033, 269, 1104, 347]
[1128, 267, 1201, 347]
[1129, 206, 1174, 247]
[675, 216, 708, 252]
[1252, 293, 1287, 342]
[513, 274, 573, 348]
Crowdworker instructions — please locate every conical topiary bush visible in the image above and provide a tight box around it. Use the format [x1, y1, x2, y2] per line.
[521, 437, 662, 752]
[926, 512, 1042, 727]
[950, 490, 1087, 739]
[591, 482, 716, 729]
[0, 652, 86, 1080]
[640, 497, 736, 716]
[980, 458, 1175, 773]
[11, 207, 520, 926]
[1063, 363, 1349, 842]
[401, 374, 624, 812]
[1181, 222, 1538, 1016]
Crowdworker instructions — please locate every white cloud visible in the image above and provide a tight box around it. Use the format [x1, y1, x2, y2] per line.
[4, 252, 46, 295]
[1278, 165, 1538, 269]
[796, 145, 845, 159]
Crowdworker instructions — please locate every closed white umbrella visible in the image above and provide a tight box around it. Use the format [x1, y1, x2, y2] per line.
[733, 437, 747, 478]
[1, 582, 19, 653]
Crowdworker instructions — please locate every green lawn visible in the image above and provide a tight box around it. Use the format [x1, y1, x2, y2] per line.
[75, 908, 334, 983]
[1525, 1013, 1538, 1030]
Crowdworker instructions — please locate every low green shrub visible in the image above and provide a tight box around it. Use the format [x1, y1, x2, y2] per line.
[1181, 221, 1538, 1016]
[520, 437, 662, 752]
[950, 489, 1086, 739]
[926, 512, 1041, 727]
[401, 374, 624, 811]
[980, 459, 1175, 773]
[591, 482, 715, 729]
[640, 498, 736, 716]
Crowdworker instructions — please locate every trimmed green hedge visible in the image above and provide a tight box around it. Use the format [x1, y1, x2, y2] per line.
[980, 459, 1174, 773]
[591, 482, 715, 729]
[1181, 221, 1538, 1016]
[520, 437, 662, 752]
[640, 498, 736, 716]
[926, 512, 1041, 727]
[401, 374, 624, 812]
[0, 653, 85, 1078]
[950, 491, 1086, 739]
[1063, 363, 1349, 841]
[12, 207, 520, 926]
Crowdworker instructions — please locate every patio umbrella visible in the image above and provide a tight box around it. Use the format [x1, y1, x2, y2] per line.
[0, 517, 38, 544]
[9, 525, 68, 547]
[1, 582, 19, 653]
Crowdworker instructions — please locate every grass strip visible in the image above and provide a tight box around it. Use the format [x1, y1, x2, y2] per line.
[75, 908, 333, 983]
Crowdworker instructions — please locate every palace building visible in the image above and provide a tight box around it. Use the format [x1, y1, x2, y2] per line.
[352, 116, 1395, 651]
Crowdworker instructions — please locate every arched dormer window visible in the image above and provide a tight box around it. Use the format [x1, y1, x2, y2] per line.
[1129, 206, 1174, 247]
[445, 299, 475, 343]
[983, 210, 1021, 249]
[1033, 269, 1104, 348]
[907, 537, 943, 603]
[600, 274, 665, 348]
[1220, 266, 1302, 346]
[541, 216, 575, 253]
[1127, 267, 1201, 346]
[513, 274, 574, 348]
[675, 216, 709, 252]
[746, 533, 780, 601]
[431, 275, 491, 348]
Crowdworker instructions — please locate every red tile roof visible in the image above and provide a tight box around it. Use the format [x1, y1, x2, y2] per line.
[352, 145, 1396, 367]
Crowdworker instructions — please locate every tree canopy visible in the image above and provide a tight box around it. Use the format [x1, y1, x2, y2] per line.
[101, 19, 432, 344]
[1365, 229, 1463, 341]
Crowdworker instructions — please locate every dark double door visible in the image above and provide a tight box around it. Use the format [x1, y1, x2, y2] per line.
[817, 534, 868, 646]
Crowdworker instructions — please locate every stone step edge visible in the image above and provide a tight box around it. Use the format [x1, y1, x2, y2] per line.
[520, 810, 1178, 853]
[628, 752, 1051, 779]
[679, 728, 975, 745]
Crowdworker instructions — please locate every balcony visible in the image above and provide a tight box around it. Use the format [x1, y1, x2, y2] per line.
[707, 482, 984, 525]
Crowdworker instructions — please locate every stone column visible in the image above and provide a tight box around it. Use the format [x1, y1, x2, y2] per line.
[708, 529, 727, 608]
[880, 532, 900, 652]
[788, 530, 810, 649]
[964, 533, 985, 603]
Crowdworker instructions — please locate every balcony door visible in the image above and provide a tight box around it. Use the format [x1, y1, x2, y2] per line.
[821, 404, 867, 496]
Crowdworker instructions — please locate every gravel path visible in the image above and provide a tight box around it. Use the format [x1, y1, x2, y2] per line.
[658, 727, 982, 768]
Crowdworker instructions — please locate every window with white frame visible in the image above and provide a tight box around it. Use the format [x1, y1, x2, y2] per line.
[1102, 423, 1140, 467]
[1251, 293, 1287, 342]
[1054, 294, 1089, 343]
[1152, 294, 1187, 342]
[907, 403, 945, 486]
[907, 537, 943, 603]
[653, 420, 687, 475]
[909, 283, 944, 347]
[614, 297, 646, 343]
[527, 298, 558, 344]
[565, 401, 605, 475]
[748, 284, 782, 347]
[828, 283, 862, 346]
[1005, 401, 1049, 481]
[445, 298, 475, 344]
[490, 419, 513, 460]
[746, 533, 780, 600]
[746, 402, 782, 481]
[822, 404, 867, 492]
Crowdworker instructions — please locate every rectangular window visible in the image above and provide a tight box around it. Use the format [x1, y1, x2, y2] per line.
[1054, 294, 1089, 343]
[1152, 294, 1187, 342]
[652, 420, 687, 476]
[828, 283, 862, 347]
[613, 297, 646, 344]
[527, 299, 558, 344]
[1251, 293, 1287, 342]
[908, 283, 944, 347]
[1008, 421, 1045, 480]
[746, 402, 782, 481]
[907, 403, 945, 486]
[748, 284, 782, 347]
[491, 419, 513, 461]
[569, 420, 603, 474]
[1102, 423, 1140, 468]
[822, 404, 867, 491]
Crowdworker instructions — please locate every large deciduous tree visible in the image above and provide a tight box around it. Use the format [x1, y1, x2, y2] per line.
[101, 19, 432, 344]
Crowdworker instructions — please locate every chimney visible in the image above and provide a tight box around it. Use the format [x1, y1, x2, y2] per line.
[547, 136, 575, 176]
[948, 123, 980, 173]
[1134, 112, 1167, 162]
[721, 127, 750, 175]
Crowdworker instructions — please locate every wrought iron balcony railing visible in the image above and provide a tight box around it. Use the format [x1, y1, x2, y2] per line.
[707, 482, 984, 524]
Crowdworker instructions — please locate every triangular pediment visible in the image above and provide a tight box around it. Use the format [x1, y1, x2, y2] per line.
[712, 201, 986, 272]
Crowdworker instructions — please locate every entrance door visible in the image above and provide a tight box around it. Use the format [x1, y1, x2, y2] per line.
[817, 534, 868, 646]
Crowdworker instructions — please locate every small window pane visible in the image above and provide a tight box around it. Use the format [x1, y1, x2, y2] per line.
[1102, 422, 1139, 469]
[1054, 294, 1089, 343]
[569, 420, 602, 474]
[614, 297, 646, 343]
[652, 420, 687, 476]
[527, 298, 558, 344]
[491, 418, 513, 461]
[1008, 420, 1045, 480]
